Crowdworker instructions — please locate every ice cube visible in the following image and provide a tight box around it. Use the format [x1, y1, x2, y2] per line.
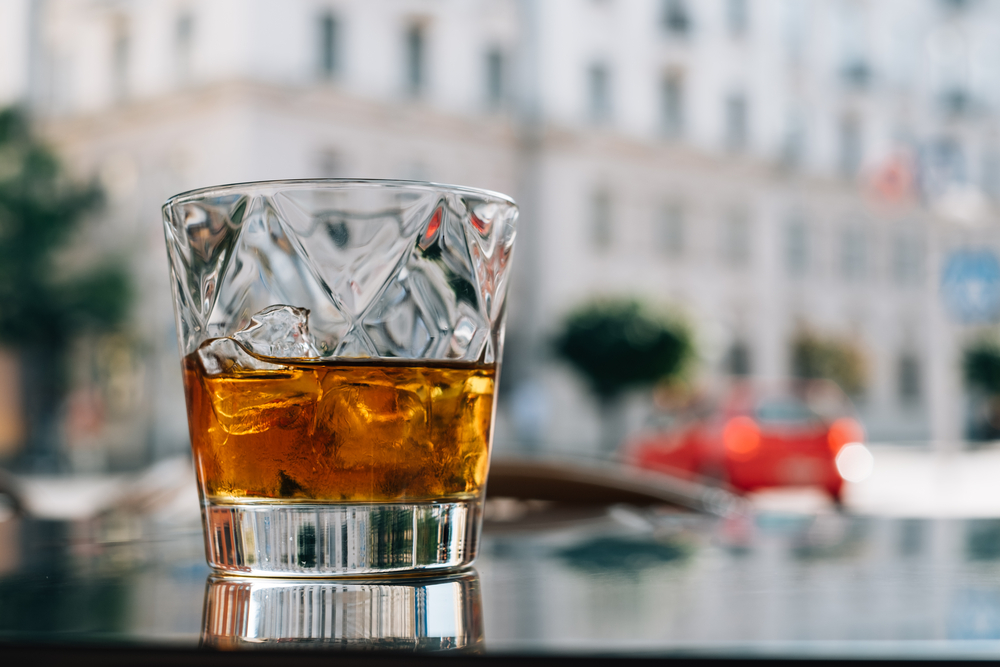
[233, 304, 321, 359]
[197, 337, 286, 374]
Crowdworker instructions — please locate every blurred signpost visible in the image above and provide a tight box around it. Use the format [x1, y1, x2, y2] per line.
[941, 249, 1000, 324]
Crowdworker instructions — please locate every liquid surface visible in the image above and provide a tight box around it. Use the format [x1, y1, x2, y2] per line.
[183, 343, 496, 503]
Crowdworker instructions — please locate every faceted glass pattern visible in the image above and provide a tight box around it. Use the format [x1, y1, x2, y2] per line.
[163, 179, 516, 576]
[162, 180, 517, 364]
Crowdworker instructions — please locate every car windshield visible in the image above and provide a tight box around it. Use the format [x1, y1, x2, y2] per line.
[647, 412, 678, 430]
[754, 398, 822, 425]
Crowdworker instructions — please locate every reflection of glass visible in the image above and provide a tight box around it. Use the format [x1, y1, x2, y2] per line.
[162, 180, 517, 576]
[201, 571, 483, 651]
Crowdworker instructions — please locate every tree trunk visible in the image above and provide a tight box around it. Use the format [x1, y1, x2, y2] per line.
[597, 394, 627, 458]
[0, 349, 25, 459]
[15, 346, 66, 472]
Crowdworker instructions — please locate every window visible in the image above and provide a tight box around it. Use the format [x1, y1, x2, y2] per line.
[837, 2, 870, 89]
[892, 232, 923, 287]
[784, 216, 809, 277]
[588, 63, 612, 122]
[782, 0, 806, 64]
[720, 208, 751, 268]
[405, 24, 426, 97]
[938, 79, 973, 118]
[316, 150, 343, 178]
[781, 109, 806, 169]
[400, 160, 429, 181]
[725, 340, 753, 375]
[726, 0, 749, 36]
[841, 61, 872, 89]
[591, 190, 612, 249]
[661, 0, 691, 35]
[838, 116, 862, 178]
[175, 12, 193, 83]
[927, 137, 965, 193]
[839, 226, 867, 282]
[656, 201, 685, 257]
[485, 48, 504, 109]
[940, 0, 971, 12]
[112, 18, 129, 102]
[982, 149, 1000, 200]
[660, 73, 684, 137]
[897, 353, 921, 404]
[725, 93, 748, 151]
[898, 519, 924, 557]
[319, 13, 340, 79]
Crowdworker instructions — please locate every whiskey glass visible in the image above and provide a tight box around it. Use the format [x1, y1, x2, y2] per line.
[162, 180, 517, 576]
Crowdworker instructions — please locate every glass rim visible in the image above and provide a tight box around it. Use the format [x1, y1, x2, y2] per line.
[163, 178, 517, 210]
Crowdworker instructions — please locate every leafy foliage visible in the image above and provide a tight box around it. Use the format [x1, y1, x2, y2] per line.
[790, 330, 868, 396]
[964, 336, 1000, 395]
[553, 300, 691, 401]
[0, 107, 130, 351]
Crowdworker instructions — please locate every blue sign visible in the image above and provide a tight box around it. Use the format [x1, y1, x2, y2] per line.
[941, 248, 1000, 323]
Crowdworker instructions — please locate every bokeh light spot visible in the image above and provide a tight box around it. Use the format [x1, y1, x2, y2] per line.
[835, 443, 874, 483]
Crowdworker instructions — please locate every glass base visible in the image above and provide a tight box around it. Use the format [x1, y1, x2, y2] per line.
[201, 499, 482, 577]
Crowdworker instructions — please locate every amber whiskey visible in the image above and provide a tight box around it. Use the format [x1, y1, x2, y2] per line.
[183, 344, 496, 503]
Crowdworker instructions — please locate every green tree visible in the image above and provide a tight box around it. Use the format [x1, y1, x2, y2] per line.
[790, 329, 868, 396]
[962, 335, 1000, 440]
[0, 107, 131, 469]
[964, 336, 1000, 395]
[553, 300, 692, 452]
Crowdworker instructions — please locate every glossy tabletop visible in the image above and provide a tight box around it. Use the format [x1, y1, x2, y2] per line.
[3, 501, 1000, 661]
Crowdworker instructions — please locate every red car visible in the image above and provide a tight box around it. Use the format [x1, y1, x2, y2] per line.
[624, 381, 866, 503]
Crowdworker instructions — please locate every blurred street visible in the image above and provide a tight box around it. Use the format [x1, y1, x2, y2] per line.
[8, 443, 1000, 521]
[842, 443, 1000, 518]
[749, 443, 1000, 518]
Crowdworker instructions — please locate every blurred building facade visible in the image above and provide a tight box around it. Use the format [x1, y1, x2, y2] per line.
[1, 0, 1000, 462]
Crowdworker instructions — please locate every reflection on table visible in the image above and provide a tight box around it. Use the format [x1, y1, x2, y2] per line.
[202, 572, 482, 651]
[5, 475, 1000, 657]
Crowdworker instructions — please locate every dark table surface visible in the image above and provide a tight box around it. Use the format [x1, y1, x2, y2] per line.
[4, 501, 1000, 661]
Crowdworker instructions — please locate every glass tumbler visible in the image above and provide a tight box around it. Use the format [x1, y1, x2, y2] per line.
[162, 180, 517, 576]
